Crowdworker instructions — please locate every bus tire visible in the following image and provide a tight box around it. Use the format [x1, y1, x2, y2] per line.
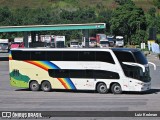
[111, 83, 122, 94]
[97, 83, 108, 94]
[41, 81, 52, 92]
[30, 81, 40, 91]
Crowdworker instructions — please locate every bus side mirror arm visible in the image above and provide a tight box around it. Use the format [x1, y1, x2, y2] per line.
[148, 62, 156, 70]
[122, 62, 145, 72]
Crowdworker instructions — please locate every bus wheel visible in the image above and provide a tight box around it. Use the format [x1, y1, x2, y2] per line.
[30, 81, 40, 91]
[97, 83, 108, 94]
[41, 81, 51, 92]
[111, 83, 122, 94]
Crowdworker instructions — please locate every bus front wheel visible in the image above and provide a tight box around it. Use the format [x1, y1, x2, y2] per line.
[97, 83, 108, 94]
[30, 81, 40, 91]
[111, 83, 122, 94]
[41, 81, 52, 92]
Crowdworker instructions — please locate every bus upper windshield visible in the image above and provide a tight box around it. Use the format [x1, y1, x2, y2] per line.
[133, 51, 148, 65]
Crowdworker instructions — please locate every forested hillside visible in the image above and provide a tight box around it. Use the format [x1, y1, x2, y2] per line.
[0, 0, 160, 44]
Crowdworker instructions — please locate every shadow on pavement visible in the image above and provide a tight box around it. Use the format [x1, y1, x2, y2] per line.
[15, 89, 96, 93]
[122, 88, 160, 95]
[15, 88, 30, 91]
[15, 88, 160, 95]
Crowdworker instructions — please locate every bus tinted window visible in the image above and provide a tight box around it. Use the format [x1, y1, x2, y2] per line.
[31, 51, 46, 60]
[55, 69, 69, 78]
[96, 51, 115, 64]
[48, 69, 119, 79]
[69, 70, 85, 78]
[114, 51, 135, 63]
[46, 51, 62, 61]
[12, 51, 30, 60]
[63, 51, 78, 61]
[86, 70, 94, 78]
[133, 51, 148, 64]
[94, 70, 120, 79]
[79, 51, 95, 61]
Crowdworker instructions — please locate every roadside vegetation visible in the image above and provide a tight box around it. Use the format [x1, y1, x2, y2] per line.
[0, 0, 160, 46]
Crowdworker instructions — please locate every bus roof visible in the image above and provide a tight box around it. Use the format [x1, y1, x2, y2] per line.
[10, 48, 140, 52]
[10, 48, 112, 51]
[111, 48, 140, 52]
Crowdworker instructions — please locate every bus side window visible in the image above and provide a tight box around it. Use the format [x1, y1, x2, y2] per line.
[85, 70, 94, 78]
[114, 51, 135, 63]
[79, 51, 95, 61]
[55, 69, 69, 78]
[69, 70, 85, 78]
[95, 51, 115, 64]
[93, 70, 119, 79]
[46, 51, 62, 61]
[63, 51, 78, 61]
[31, 51, 46, 60]
[12, 51, 30, 60]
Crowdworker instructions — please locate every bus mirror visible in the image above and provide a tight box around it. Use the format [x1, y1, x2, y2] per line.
[122, 62, 145, 72]
[148, 62, 156, 70]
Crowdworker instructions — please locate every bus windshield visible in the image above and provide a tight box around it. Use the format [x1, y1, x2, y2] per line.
[133, 51, 148, 65]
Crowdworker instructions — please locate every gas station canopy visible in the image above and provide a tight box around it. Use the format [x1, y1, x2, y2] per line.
[0, 23, 106, 32]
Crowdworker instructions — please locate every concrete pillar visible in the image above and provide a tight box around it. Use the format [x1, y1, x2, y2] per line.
[31, 31, 36, 43]
[82, 29, 89, 48]
[23, 31, 29, 48]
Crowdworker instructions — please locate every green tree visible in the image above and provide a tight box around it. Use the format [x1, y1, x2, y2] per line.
[0, 6, 12, 26]
[114, 0, 134, 5]
[153, 0, 160, 9]
[110, 2, 147, 44]
[96, 9, 113, 34]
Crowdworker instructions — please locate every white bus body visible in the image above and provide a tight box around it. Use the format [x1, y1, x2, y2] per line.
[9, 48, 151, 94]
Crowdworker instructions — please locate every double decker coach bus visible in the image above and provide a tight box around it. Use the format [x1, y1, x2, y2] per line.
[9, 48, 152, 94]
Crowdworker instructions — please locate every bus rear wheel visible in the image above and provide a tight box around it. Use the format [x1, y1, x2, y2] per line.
[41, 81, 52, 92]
[111, 83, 122, 94]
[97, 83, 108, 94]
[30, 81, 40, 91]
